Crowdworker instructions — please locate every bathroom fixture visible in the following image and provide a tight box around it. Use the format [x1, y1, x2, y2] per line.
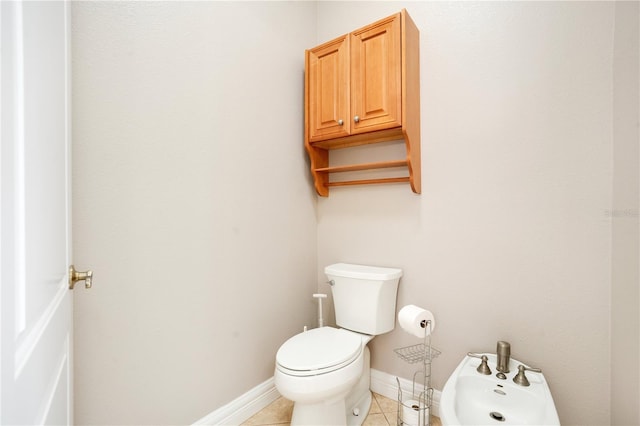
[512, 364, 542, 387]
[496, 341, 511, 373]
[393, 310, 440, 426]
[466, 353, 491, 375]
[440, 353, 559, 425]
[312, 293, 327, 327]
[274, 263, 402, 426]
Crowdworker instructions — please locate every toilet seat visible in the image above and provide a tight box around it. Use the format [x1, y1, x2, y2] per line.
[276, 327, 363, 377]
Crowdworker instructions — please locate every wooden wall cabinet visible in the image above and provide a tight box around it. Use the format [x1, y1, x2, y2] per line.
[304, 9, 421, 196]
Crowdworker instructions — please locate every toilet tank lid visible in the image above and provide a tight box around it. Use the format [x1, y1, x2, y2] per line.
[324, 263, 403, 280]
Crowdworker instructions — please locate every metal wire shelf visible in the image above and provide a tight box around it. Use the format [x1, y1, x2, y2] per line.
[394, 343, 441, 364]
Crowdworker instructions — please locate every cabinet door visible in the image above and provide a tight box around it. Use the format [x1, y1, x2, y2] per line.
[350, 13, 402, 134]
[307, 35, 350, 142]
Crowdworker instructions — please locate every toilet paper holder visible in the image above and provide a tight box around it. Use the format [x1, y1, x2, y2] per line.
[394, 317, 439, 426]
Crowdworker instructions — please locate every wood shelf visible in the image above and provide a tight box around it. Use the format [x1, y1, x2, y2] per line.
[309, 128, 405, 150]
[327, 177, 411, 187]
[314, 160, 408, 174]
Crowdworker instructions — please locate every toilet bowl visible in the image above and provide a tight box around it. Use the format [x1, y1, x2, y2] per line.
[275, 327, 373, 425]
[274, 263, 402, 426]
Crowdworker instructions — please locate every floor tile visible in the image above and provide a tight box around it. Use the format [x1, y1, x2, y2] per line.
[241, 396, 293, 425]
[369, 394, 382, 414]
[383, 409, 398, 426]
[362, 412, 390, 426]
[373, 393, 398, 414]
[241, 392, 442, 426]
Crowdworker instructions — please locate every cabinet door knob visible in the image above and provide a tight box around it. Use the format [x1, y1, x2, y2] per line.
[354, 115, 360, 123]
[338, 119, 344, 126]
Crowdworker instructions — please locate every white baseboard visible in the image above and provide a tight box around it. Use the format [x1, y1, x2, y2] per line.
[192, 370, 440, 425]
[370, 368, 441, 418]
[192, 377, 280, 426]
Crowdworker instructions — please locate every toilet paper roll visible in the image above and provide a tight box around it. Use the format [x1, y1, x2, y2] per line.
[402, 400, 428, 426]
[398, 305, 435, 338]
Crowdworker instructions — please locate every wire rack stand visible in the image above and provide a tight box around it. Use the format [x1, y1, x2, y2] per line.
[393, 320, 440, 426]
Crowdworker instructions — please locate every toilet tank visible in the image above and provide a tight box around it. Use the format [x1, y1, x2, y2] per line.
[325, 263, 402, 335]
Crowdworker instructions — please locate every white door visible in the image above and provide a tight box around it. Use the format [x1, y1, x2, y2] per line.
[1, 1, 81, 424]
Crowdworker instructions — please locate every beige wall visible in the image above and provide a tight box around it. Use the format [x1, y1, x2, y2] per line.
[315, 2, 631, 426]
[611, 2, 640, 425]
[71, 2, 317, 424]
[71, 1, 639, 426]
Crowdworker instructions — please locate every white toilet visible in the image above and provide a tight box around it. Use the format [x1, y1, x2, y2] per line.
[274, 263, 402, 426]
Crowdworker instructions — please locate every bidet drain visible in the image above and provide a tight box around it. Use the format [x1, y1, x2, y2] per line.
[490, 411, 506, 422]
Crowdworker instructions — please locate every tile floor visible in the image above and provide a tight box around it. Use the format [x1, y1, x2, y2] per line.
[240, 393, 442, 426]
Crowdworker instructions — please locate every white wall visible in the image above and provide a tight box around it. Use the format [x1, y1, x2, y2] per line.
[315, 2, 621, 425]
[71, 2, 317, 424]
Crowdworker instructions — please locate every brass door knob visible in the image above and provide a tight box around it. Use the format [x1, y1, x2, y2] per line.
[69, 265, 93, 289]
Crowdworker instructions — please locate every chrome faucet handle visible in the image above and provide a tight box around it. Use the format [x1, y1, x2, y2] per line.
[513, 364, 542, 386]
[467, 353, 492, 375]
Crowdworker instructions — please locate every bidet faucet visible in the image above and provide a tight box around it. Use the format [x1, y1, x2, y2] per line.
[513, 364, 542, 387]
[467, 353, 491, 375]
[496, 341, 511, 373]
